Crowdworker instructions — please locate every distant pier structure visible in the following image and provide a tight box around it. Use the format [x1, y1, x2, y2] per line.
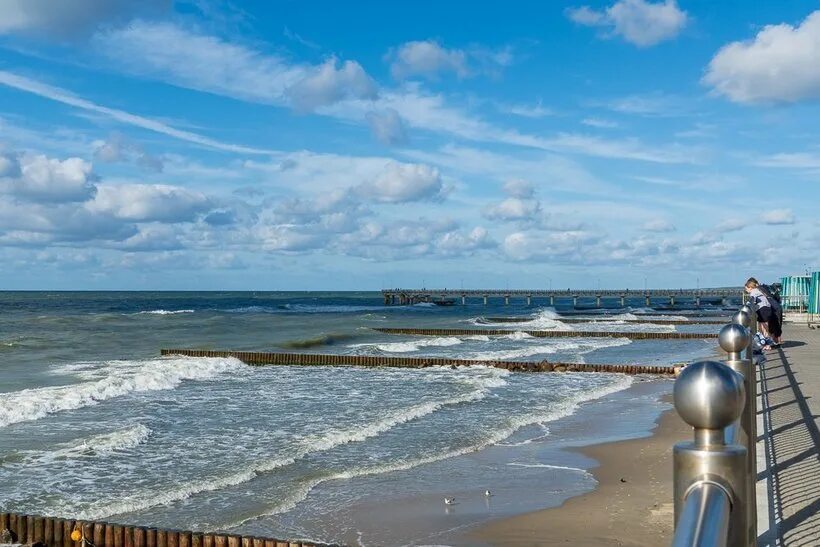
[381, 288, 742, 307]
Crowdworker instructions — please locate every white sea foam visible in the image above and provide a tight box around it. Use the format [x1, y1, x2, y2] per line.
[506, 331, 534, 340]
[473, 309, 570, 330]
[464, 337, 631, 361]
[507, 462, 587, 473]
[0, 357, 246, 428]
[10, 424, 153, 466]
[350, 336, 464, 353]
[74, 367, 509, 521]
[136, 309, 195, 315]
[230, 373, 634, 526]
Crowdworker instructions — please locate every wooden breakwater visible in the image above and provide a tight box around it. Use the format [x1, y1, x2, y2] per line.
[0, 512, 327, 547]
[372, 328, 717, 340]
[160, 349, 678, 375]
[482, 317, 726, 325]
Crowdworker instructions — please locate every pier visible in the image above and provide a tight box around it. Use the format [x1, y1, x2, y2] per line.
[381, 287, 741, 307]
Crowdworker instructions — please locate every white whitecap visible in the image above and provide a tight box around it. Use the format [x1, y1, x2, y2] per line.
[0, 357, 246, 428]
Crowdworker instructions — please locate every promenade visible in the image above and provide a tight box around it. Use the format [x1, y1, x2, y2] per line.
[758, 324, 820, 546]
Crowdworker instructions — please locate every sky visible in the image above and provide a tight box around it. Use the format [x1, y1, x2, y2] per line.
[0, 0, 819, 290]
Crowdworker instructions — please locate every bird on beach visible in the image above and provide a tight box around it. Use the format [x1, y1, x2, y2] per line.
[444, 497, 456, 505]
[485, 490, 493, 497]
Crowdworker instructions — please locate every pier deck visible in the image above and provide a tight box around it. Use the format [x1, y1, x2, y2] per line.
[381, 287, 741, 306]
[757, 325, 820, 545]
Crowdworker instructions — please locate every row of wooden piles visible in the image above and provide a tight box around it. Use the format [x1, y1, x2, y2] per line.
[160, 349, 678, 376]
[0, 513, 329, 547]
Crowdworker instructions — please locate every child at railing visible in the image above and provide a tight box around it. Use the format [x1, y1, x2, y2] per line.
[745, 277, 782, 349]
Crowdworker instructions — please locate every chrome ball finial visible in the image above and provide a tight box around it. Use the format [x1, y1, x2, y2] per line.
[673, 360, 745, 430]
[719, 323, 750, 354]
[732, 309, 751, 328]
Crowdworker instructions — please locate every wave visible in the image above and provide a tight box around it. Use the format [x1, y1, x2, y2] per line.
[349, 336, 463, 353]
[507, 462, 587, 473]
[135, 309, 195, 315]
[464, 337, 631, 361]
[0, 357, 246, 428]
[279, 333, 359, 349]
[222, 303, 435, 314]
[228, 372, 633, 527]
[3, 424, 152, 467]
[75, 367, 509, 521]
[472, 309, 569, 330]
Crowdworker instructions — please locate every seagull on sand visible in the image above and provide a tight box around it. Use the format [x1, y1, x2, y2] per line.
[444, 497, 456, 505]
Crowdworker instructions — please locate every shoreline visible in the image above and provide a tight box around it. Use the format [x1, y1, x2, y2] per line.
[233, 376, 681, 546]
[467, 395, 689, 546]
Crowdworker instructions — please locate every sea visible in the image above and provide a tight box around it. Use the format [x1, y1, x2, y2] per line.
[0, 291, 732, 546]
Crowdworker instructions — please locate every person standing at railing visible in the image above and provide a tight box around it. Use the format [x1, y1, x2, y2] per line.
[744, 277, 781, 349]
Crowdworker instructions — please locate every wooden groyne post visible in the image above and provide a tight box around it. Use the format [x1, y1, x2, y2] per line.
[160, 349, 678, 376]
[0, 512, 328, 547]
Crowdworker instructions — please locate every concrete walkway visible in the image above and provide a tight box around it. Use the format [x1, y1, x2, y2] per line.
[757, 324, 820, 546]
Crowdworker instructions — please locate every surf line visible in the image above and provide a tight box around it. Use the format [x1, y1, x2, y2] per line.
[159, 349, 681, 376]
[373, 328, 716, 340]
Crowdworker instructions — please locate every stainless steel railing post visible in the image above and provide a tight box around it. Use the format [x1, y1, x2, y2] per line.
[720, 321, 756, 544]
[672, 360, 748, 547]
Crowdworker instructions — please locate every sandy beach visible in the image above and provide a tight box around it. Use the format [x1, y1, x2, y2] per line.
[469, 396, 689, 546]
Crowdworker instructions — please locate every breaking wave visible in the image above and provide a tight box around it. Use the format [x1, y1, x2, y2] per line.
[0, 357, 246, 428]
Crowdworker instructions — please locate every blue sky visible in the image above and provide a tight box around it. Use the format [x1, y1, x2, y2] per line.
[0, 0, 819, 290]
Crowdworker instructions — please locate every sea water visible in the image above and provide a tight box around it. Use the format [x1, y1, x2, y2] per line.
[0, 292, 726, 544]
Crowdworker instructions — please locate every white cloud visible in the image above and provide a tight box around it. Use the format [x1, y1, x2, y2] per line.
[503, 179, 535, 199]
[499, 101, 554, 118]
[642, 218, 676, 232]
[90, 22, 690, 164]
[356, 162, 444, 203]
[484, 198, 542, 221]
[0, 0, 167, 37]
[502, 230, 602, 261]
[365, 109, 407, 145]
[95, 21, 376, 113]
[388, 41, 469, 80]
[603, 92, 689, 117]
[704, 11, 820, 104]
[0, 153, 96, 202]
[286, 58, 377, 112]
[92, 133, 164, 172]
[87, 184, 212, 222]
[567, 0, 688, 47]
[582, 117, 619, 128]
[0, 70, 275, 155]
[484, 179, 541, 222]
[762, 209, 796, 225]
[715, 218, 748, 233]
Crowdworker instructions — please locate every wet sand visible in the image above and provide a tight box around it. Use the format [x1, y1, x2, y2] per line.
[469, 397, 689, 546]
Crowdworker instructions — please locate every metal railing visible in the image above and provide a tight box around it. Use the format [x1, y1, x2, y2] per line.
[672, 305, 758, 546]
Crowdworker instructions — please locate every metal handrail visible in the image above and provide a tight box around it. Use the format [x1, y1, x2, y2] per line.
[671, 307, 757, 546]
